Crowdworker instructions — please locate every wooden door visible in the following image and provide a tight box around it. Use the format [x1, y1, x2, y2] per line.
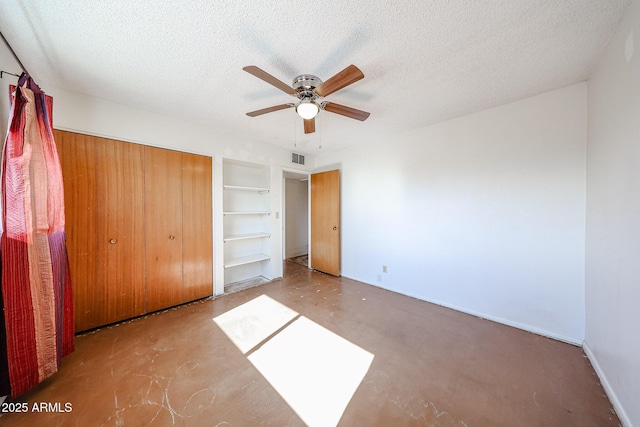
[182, 152, 213, 301]
[57, 130, 145, 331]
[94, 136, 145, 325]
[310, 169, 341, 276]
[56, 130, 98, 331]
[144, 146, 184, 312]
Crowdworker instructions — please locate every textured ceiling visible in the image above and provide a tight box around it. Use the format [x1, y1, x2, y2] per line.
[0, 1, 630, 154]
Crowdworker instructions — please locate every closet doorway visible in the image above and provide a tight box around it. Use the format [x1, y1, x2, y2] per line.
[283, 170, 310, 269]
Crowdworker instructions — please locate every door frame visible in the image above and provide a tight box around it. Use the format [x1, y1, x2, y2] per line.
[281, 168, 311, 266]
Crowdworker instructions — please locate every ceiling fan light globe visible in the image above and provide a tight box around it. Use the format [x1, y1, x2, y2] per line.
[296, 102, 319, 119]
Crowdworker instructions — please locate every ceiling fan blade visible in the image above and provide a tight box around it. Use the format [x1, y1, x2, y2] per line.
[243, 66, 296, 95]
[321, 102, 370, 121]
[314, 65, 364, 97]
[304, 118, 315, 134]
[246, 103, 294, 117]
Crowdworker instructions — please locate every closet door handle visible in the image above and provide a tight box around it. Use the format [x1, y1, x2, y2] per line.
[109, 239, 117, 244]
[169, 235, 175, 240]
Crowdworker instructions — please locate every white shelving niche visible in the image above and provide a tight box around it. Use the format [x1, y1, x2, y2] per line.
[222, 159, 272, 291]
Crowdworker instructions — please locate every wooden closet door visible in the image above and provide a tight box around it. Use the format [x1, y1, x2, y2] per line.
[94, 136, 145, 325]
[144, 146, 184, 312]
[182, 152, 213, 301]
[56, 131, 146, 331]
[55, 130, 98, 332]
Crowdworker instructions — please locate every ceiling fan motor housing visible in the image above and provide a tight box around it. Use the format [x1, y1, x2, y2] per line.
[293, 75, 322, 99]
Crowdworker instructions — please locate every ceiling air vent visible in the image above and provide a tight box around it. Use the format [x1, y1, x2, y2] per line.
[291, 153, 305, 165]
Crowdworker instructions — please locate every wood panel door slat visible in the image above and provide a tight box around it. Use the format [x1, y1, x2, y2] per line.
[182, 152, 213, 301]
[94, 136, 145, 324]
[55, 130, 98, 331]
[144, 146, 184, 312]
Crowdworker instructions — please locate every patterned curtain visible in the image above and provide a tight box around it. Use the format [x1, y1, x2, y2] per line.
[0, 73, 74, 398]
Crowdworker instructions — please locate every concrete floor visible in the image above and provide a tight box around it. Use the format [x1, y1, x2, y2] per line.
[0, 261, 619, 426]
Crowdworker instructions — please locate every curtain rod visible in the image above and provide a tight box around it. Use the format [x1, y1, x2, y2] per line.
[0, 71, 20, 79]
[0, 30, 31, 77]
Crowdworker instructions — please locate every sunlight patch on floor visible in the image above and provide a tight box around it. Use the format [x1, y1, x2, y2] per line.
[214, 295, 374, 427]
[213, 294, 298, 354]
[248, 316, 374, 427]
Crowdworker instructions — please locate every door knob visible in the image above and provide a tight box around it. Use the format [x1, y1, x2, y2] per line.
[333, 226, 337, 231]
[109, 239, 117, 244]
[169, 235, 175, 240]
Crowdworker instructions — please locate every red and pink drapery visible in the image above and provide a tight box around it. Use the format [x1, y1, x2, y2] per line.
[0, 73, 74, 397]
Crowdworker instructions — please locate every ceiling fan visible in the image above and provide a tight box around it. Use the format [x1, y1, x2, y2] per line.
[243, 64, 370, 134]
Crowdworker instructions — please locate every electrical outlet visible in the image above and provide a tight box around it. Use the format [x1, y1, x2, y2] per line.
[382, 265, 387, 273]
[377, 275, 382, 282]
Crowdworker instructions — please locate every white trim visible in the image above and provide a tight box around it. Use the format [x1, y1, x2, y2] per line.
[343, 273, 583, 346]
[583, 342, 632, 427]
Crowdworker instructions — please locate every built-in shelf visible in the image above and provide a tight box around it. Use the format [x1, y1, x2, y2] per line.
[223, 211, 271, 216]
[224, 253, 270, 268]
[223, 185, 270, 193]
[223, 232, 271, 242]
[223, 158, 272, 289]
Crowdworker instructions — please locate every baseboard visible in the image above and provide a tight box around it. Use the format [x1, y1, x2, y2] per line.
[343, 274, 582, 346]
[583, 342, 632, 427]
[423, 295, 582, 345]
[344, 274, 633, 423]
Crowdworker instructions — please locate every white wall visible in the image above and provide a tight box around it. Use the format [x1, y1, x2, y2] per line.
[1, 41, 313, 295]
[585, 1, 640, 425]
[285, 178, 309, 258]
[1, 43, 23, 150]
[0, 45, 23, 234]
[315, 83, 587, 344]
